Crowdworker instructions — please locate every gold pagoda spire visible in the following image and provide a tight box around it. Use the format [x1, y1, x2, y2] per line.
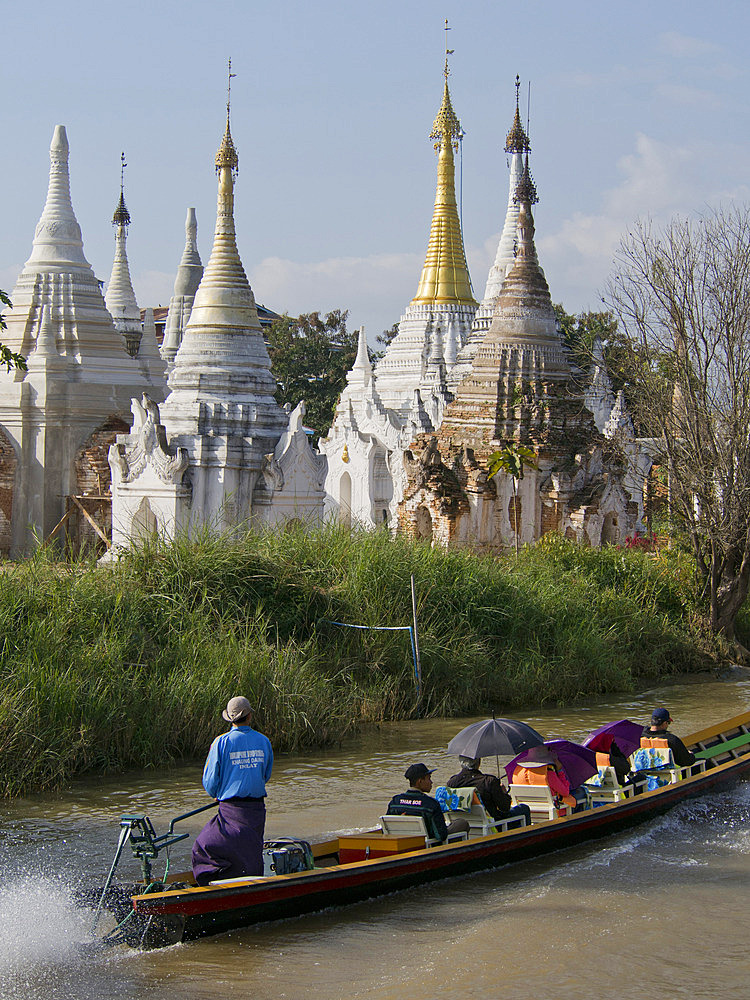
[413, 27, 476, 306]
[215, 58, 239, 175]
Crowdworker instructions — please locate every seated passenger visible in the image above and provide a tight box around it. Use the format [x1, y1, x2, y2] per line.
[512, 754, 587, 812]
[592, 734, 633, 786]
[642, 708, 696, 767]
[387, 763, 470, 842]
[448, 756, 531, 827]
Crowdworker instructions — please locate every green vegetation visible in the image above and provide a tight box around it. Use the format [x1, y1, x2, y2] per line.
[266, 309, 358, 441]
[0, 525, 736, 796]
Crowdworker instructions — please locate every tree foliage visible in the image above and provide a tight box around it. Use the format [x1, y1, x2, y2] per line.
[487, 443, 539, 557]
[266, 309, 359, 441]
[0, 289, 27, 373]
[606, 207, 750, 644]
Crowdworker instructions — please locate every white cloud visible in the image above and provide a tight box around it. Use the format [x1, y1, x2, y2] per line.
[248, 252, 422, 337]
[538, 133, 704, 309]
[659, 31, 722, 58]
[655, 83, 718, 109]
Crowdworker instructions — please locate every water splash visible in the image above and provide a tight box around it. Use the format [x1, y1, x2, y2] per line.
[0, 876, 92, 977]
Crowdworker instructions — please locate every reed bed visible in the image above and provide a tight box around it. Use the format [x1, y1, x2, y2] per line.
[0, 525, 728, 796]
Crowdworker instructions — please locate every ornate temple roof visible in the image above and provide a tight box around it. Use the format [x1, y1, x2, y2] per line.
[112, 191, 131, 227]
[505, 75, 530, 154]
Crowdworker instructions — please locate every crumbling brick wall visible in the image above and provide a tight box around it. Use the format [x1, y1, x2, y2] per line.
[74, 415, 129, 552]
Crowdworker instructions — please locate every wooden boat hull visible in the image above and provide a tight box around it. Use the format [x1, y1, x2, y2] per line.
[127, 711, 750, 947]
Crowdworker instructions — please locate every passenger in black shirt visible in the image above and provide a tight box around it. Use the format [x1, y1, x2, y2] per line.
[642, 708, 696, 768]
[448, 756, 531, 826]
[387, 763, 469, 842]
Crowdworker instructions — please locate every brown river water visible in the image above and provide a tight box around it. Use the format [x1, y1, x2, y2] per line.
[2, 676, 750, 1000]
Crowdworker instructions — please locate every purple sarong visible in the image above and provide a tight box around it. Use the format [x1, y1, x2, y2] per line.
[192, 799, 266, 886]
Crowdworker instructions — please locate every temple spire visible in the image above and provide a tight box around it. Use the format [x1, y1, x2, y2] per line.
[505, 75, 531, 154]
[161, 208, 204, 364]
[449, 77, 535, 388]
[105, 151, 142, 357]
[164, 68, 284, 434]
[26, 125, 88, 269]
[412, 39, 475, 306]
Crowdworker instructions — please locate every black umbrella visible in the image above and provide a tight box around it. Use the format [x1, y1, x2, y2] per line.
[447, 717, 546, 759]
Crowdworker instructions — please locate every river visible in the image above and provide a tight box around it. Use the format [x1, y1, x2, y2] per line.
[1, 675, 749, 1000]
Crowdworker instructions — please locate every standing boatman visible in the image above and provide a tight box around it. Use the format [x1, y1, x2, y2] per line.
[192, 696, 273, 886]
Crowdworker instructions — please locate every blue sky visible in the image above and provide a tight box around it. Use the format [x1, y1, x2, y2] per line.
[2, 1, 749, 341]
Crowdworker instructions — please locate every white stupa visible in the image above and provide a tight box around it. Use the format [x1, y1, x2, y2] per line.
[161, 208, 204, 367]
[0, 126, 154, 554]
[110, 95, 324, 546]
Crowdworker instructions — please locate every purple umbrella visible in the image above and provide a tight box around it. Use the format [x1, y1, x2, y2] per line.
[583, 720, 643, 758]
[505, 740, 598, 788]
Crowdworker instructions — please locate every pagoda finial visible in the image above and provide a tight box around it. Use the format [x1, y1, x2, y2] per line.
[216, 58, 239, 175]
[505, 76, 531, 154]
[112, 152, 131, 227]
[514, 151, 539, 207]
[443, 19, 454, 82]
[430, 23, 462, 153]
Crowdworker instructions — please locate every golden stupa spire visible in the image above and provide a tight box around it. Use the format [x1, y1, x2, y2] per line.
[413, 22, 476, 306]
[215, 58, 239, 175]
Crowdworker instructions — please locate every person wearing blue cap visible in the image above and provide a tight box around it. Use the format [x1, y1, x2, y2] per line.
[642, 708, 696, 767]
[386, 763, 469, 843]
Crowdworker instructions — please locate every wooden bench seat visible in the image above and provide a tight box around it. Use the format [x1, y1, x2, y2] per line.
[436, 786, 527, 837]
[379, 813, 468, 848]
[509, 784, 569, 822]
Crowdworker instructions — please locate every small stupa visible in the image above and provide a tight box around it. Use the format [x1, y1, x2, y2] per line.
[161, 208, 204, 366]
[105, 154, 143, 357]
[450, 76, 531, 387]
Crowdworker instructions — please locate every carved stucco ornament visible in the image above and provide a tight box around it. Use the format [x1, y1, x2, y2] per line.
[261, 453, 284, 492]
[109, 394, 189, 485]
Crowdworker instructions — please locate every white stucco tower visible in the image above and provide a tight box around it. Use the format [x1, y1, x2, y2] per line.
[161, 208, 204, 367]
[0, 125, 154, 554]
[105, 155, 143, 358]
[109, 103, 325, 545]
[450, 77, 531, 388]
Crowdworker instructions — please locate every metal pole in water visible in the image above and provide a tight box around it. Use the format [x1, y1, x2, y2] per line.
[90, 822, 131, 934]
[410, 574, 423, 709]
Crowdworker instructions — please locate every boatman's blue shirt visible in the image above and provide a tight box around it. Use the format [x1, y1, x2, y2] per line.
[202, 726, 273, 800]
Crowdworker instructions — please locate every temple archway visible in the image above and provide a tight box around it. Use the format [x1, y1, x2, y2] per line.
[601, 511, 620, 545]
[415, 505, 433, 544]
[0, 425, 17, 557]
[132, 497, 158, 542]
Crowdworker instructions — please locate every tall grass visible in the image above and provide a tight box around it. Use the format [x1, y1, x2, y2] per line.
[0, 525, 723, 796]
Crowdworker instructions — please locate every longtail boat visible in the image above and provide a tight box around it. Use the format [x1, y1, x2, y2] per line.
[90, 710, 750, 949]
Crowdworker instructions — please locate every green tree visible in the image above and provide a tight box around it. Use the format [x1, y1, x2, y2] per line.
[606, 207, 750, 646]
[266, 309, 358, 441]
[487, 443, 539, 557]
[0, 290, 27, 373]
